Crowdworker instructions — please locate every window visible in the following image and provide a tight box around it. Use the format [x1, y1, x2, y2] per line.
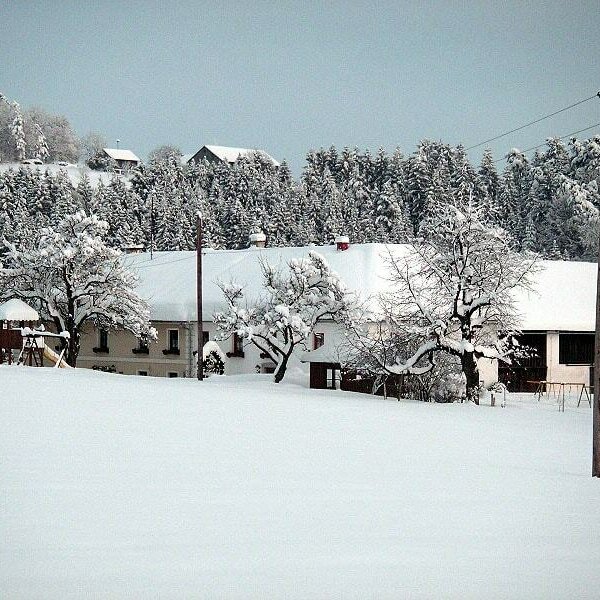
[99, 330, 108, 350]
[326, 367, 340, 390]
[132, 334, 149, 354]
[168, 329, 179, 351]
[559, 333, 594, 365]
[234, 333, 244, 354]
[313, 332, 325, 350]
[163, 329, 180, 355]
[227, 333, 245, 358]
[168, 371, 178, 378]
[138, 370, 148, 376]
[202, 331, 209, 346]
[139, 335, 149, 351]
[513, 333, 546, 367]
[93, 330, 109, 353]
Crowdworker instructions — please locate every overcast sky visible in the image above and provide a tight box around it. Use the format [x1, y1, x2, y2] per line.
[2, 1, 599, 173]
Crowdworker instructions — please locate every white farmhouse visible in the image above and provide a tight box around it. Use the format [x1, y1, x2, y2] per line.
[187, 145, 280, 167]
[75, 241, 597, 392]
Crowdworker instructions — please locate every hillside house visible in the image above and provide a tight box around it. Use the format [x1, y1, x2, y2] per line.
[187, 145, 279, 167]
[102, 148, 141, 173]
[74, 243, 597, 391]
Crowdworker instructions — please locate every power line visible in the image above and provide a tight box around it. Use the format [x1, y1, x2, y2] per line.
[492, 121, 600, 164]
[130, 248, 230, 270]
[466, 91, 600, 151]
[131, 253, 196, 270]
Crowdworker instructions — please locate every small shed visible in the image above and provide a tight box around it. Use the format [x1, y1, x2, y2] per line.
[0, 299, 39, 364]
[102, 148, 141, 172]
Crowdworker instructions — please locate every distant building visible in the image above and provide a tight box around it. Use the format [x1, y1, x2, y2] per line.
[188, 145, 279, 167]
[102, 148, 141, 173]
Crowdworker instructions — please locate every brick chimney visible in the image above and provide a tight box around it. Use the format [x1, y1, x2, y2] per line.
[335, 235, 350, 251]
[249, 231, 266, 248]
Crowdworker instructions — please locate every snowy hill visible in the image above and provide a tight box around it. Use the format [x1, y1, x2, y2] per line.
[0, 162, 129, 188]
[1, 366, 599, 598]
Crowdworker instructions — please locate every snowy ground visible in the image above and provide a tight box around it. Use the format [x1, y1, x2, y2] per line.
[1, 366, 599, 599]
[0, 163, 129, 188]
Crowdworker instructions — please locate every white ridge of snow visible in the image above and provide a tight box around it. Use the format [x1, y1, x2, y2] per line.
[204, 145, 280, 167]
[127, 243, 398, 322]
[0, 162, 130, 188]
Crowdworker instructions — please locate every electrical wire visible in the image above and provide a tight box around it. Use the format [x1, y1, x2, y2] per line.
[130, 248, 232, 270]
[492, 121, 600, 164]
[130, 253, 196, 269]
[466, 91, 600, 150]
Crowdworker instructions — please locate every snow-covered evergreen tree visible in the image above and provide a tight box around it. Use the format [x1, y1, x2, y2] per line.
[11, 102, 26, 161]
[499, 149, 534, 249]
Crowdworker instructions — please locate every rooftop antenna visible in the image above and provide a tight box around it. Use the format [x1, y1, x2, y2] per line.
[116, 139, 120, 149]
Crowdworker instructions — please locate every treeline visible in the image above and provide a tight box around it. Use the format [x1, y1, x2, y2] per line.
[1, 137, 599, 261]
[0, 99, 79, 164]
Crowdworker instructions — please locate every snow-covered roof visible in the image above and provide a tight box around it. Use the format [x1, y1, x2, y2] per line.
[0, 298, 39, 321]
[103, 148, 141, 163]
[127, 247, 598, 332]
[300, 341, 352, 364]
[514, 260, 597, 331]
[127, 243, 395, 322]
[203, 145, 280, 167]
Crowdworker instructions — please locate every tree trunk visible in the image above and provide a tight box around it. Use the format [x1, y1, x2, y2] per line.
[273, 351, 291, 383]
[66, 328, 80, 367]
[462, 351, 480, 405]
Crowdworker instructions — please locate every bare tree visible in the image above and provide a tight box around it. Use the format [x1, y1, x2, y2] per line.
[348, 198, 537, 404]
[80, 131, 108, 162]
[148, 145, 183, 164]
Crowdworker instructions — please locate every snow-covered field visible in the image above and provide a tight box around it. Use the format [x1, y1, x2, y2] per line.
[1, 367, 599, 599]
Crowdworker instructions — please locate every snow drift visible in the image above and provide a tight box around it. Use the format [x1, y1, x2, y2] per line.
[1, 366, 599, 599]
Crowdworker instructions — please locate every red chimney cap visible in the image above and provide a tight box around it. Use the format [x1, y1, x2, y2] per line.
[335, 235, 350, 250]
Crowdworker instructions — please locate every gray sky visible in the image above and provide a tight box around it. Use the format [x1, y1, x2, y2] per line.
[2, 1, 599, 173]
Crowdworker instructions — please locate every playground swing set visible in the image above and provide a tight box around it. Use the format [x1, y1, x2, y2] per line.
[531, 380, 592, 412]
[0, 299, 71, 369]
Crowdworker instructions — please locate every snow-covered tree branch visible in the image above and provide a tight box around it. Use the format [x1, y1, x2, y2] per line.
[0, 211, 156, 366]
[214, 251, 355, 383]
[348, 197, 537, 403]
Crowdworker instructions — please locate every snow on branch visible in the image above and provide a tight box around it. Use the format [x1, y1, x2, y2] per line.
[214, 251, 356, 382]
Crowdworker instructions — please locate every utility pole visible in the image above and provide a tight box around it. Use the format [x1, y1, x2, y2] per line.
[594, 233, 600, 476]
[150, 192, 154, 260]
[197, 212, 204, 381]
